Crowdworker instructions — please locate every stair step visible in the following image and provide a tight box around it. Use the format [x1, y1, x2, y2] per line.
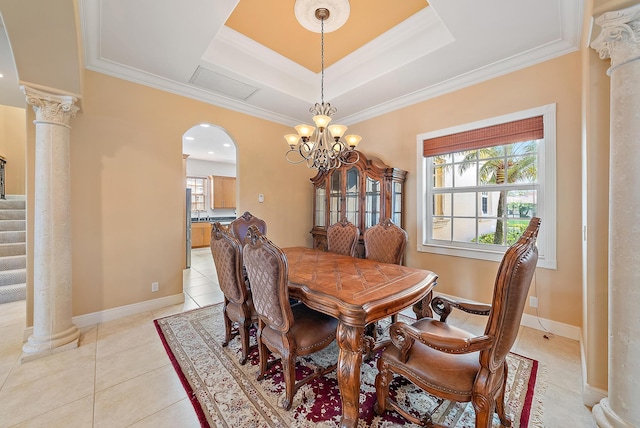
[0, 231, 25, 244]
[0, 283, 26, 304]
[0, 210, 25, 220]
[0, 255, 26, 270]
[0, 243, 26, 257]
[0, 268, 26, 286]
[0, 220, 26, 231]
[0, 200, 25, 210]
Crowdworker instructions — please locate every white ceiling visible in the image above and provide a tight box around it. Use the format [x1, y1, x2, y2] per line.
[183, 124, 236, 164]
[78, 0, 583, 128]
[0, 0, 585, 163]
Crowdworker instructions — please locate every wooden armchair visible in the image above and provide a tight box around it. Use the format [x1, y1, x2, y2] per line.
[374, 217, 541, 427]
[326, 218, 359, 257]
[243, 225, 338, 410]
[230, 211, 267, 244]
[209, 222, 256, 365]
[363, 218, 407, 265]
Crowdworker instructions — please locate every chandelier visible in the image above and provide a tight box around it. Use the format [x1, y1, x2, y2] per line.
[285, 2, 362, 172]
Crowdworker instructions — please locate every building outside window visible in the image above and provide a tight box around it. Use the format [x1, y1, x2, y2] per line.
[416, 104, 556, 269]
[186, 176, 206, 214]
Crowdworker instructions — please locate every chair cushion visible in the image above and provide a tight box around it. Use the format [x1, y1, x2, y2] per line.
[226, 298, 255, 322]
[381, 318, 481, 398]
[262, 303, 337, 355]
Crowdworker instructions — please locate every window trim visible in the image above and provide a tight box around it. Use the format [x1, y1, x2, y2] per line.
[416, 103, 557, 269]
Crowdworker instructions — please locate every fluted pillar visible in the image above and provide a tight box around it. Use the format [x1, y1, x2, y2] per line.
[591, 4, 640, 427]
[21, 86, 80, 362]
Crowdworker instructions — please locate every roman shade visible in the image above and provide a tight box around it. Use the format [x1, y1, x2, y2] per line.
[423, 116, 544, 157]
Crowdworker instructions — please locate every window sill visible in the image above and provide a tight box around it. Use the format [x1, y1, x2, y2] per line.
[417, 243, 556, 270]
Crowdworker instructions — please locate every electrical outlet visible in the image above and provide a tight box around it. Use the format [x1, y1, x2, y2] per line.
[151, 281, 159, 292]
[529, 296, 538, 308]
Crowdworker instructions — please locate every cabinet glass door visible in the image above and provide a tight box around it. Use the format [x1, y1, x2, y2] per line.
[392, 181, 403, 226]
[365, 176, 380, 228]
[330, 170, 342, 225]
[345, 167, 359, 226]
[315, 184, 326, 227]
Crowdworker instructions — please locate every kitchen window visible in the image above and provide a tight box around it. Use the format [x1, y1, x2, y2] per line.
[416, 104, 556, 269]
[187, 176, 207, 213]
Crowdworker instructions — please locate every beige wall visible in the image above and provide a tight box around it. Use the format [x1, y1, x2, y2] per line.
[349, 52, 584, 328]
[24, 70, 315, 318]
[0, 104, 26, 195]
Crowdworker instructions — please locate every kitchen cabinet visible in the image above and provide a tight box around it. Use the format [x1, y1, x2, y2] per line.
[310, 151, 407, 256]
[191, 222, 212, 248]
[211, 176, 236, 209]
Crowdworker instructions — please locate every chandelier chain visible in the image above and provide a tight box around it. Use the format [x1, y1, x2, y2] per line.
[321, 16, 324, 106]
[284, 4, 362, 171]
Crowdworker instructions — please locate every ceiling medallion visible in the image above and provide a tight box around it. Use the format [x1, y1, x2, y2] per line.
[294, 0, 350, 33]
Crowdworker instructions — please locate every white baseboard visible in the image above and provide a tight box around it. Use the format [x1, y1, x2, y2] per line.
[520, 313, 581, 340]
[5, 195, 26, 200]
[22, 293, 185, 342]
[72, 293, 185, 328]
[582, 381, 607, 408]
[580, 337, 608, 407]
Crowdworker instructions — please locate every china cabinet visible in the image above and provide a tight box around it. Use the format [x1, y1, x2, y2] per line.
[310, 151, 407, 256]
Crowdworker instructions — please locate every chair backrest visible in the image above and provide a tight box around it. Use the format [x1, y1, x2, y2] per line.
[242, 225, 294, 333]
[209, 222, 248, 305]
[363, 218, 408, 265]
[481, 217, 541, 372]
[230, 211, 267, 244]
[327, 218, 359, 256]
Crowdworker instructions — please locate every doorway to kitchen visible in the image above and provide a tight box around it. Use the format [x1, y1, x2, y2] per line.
[182, 123, 237, 268]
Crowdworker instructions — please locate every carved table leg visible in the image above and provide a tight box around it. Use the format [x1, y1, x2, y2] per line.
[412, 289, 434, 319]
[337, 322, 364, 428]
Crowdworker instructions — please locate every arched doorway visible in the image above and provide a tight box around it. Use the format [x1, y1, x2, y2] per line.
[182, 123, 237, 267]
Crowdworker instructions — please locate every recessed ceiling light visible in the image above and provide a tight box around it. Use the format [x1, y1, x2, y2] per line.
[208, 151, 214, 154]
[223, 143, 231, 148]
[0, 74, 3, 78]
[185, 136, 195, 140]
[200, 123, 210, 128]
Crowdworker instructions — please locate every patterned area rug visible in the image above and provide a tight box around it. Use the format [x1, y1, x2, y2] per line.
[154, 303, 545, 427]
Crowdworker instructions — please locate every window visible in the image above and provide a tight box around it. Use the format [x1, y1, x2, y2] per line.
[416, 104, 556, 269]
[186, 176, 206, 213]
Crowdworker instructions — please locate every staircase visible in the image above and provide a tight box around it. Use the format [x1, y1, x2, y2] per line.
[0, 198, 26, 304]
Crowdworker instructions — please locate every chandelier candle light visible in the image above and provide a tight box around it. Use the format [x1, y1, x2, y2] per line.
[285, 1, 362, 171]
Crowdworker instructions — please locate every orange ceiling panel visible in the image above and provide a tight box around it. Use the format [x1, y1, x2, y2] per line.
[225, 0, 428, 73]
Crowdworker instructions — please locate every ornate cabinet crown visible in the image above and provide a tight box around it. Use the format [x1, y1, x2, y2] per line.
[310, 151, 407, 255]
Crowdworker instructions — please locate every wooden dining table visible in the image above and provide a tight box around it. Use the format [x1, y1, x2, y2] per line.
[282, 247, 438, 428]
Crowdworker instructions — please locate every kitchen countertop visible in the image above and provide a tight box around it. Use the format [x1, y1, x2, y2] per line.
[191, 216, 236, 225]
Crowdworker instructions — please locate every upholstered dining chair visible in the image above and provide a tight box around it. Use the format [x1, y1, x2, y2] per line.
[363, 218, 409, 331]
[363, 218, 408, 265]
[374, 217, 541, 427]
[230, 211, 267, 244]
[243, 225, 338, 410]
[326, 218, 359, 257]
[209, 222, 256, 365]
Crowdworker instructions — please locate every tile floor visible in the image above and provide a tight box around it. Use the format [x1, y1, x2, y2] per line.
[0, 247, 595, 427]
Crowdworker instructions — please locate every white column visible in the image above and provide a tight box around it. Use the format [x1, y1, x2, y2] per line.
[591, 4, 640, 427]
[21, 86, 80, 362]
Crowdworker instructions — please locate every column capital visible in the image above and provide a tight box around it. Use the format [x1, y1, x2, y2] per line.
[591, 4, 640, 74]
[21, 86, 79, 128]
